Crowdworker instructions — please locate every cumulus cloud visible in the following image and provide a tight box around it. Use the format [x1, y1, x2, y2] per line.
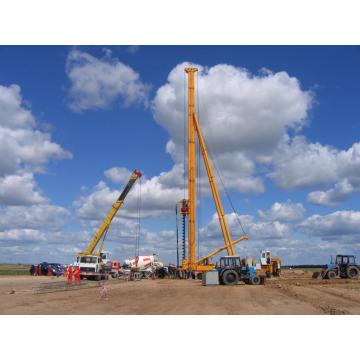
[75, 169, 183, 220]
[0, 83, 71, 206]
[307, 179, 354, 206]
[270, 137, 360, 205]
[299, 210, 360, 240]
[104, 167, 132, 184]
[152, 62, 312, 194]
[258, 201, 305, 223]
[0, 174, 47, 205]
[0, 84, 71, 177]
[0, 204, 70, 230]
[66, 49, 150, 111]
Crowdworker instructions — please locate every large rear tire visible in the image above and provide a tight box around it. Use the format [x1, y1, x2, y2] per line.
[347, 266, 359, 279]
[221, 270, 239, 285]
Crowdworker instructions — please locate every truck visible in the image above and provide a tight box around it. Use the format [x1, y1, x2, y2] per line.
[313, 254, 359, 280]
[124, 254, 164, 279]
[77, 170, 142, 280]
[76, 252, 112, 280]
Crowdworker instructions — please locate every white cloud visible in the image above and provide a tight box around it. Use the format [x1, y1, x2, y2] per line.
[270, 137, 360, 205]
[152, 62, 312, 194]
[0, 204, 70, 230]
[0, 84, 71, 177]
[299, 210, 360, 241]
[75, 169, 183, 220]
[104, 167, 132, 184]
[269, 136, 340, 189]
[258, 201, 305, 222]
[307, 179, 354, 206]
[0, 174, 47, 205]
[0, 84, 35, 129]
[0, 82, 71, 206]
[0, 228, 47, 243]
[66, 49, 150, 111]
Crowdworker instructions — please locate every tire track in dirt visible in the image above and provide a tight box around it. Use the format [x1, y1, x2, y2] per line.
[270, 283, 351, 314]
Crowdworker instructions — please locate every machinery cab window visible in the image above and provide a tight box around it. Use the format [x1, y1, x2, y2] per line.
[80, 256, 98, 264]
[220, 257, 241, 268]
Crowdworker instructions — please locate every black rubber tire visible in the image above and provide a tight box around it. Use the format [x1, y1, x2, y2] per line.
[250, 275, 261, 285]
[221, 270, 239, 285]
[327, 271, 336, 279]
[346, 266, 359, 279]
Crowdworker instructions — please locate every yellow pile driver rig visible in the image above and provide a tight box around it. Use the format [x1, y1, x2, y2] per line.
[176, 68, 248, 276]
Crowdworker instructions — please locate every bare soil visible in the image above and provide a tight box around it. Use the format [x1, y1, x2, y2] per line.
[1, 270, 360, 315]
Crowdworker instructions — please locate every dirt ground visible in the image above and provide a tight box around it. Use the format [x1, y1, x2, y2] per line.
[1, 270, 360, 314]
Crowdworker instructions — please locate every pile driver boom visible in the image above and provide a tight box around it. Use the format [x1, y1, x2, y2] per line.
[181, 67, 247, 272]
[79, 169, 142, 257]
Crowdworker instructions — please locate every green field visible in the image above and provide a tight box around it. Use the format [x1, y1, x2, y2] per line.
[0, 264, 31, 276]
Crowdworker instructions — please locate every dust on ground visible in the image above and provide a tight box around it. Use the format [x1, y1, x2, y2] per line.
[1, 270, 360, 315]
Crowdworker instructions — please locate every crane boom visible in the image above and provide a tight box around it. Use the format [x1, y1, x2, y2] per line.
[79, 169, 142, 256]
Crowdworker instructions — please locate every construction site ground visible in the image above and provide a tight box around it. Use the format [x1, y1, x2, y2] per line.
[1, 269, 360, 315]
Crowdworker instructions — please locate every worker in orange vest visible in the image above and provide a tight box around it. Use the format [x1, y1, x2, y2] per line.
[47, 265, 52, 276]
[67, 265, 73, 283]
[37, 264, 41, 276]
[74, 266, 80, 282]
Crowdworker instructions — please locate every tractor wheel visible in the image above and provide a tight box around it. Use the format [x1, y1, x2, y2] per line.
[250, 275, 261, 285]
[346, 266, 359, 279]
[221, 270, 239, 285]
[327, 271, 336, 279]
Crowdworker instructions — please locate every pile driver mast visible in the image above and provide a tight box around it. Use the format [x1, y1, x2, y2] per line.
[181, 67, 248, 272]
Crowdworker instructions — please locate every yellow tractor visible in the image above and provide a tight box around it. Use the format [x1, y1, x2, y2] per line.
[260, 250, 281, 277]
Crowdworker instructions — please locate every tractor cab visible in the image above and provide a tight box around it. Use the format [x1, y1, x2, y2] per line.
[335, 255, 356, 265]
[219, 256, 242, 269]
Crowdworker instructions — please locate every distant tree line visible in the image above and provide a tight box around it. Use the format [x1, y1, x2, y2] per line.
[282, 264, 326, 269]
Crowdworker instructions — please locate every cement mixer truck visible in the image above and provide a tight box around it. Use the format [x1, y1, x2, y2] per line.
[124, 254, 164, 278]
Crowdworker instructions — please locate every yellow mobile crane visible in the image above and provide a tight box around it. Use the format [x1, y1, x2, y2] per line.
[179, 68, 248, 276]
[77, 169, 142, 280]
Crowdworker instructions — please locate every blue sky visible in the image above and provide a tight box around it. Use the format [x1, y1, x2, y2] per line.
[1, 45, 360, 265]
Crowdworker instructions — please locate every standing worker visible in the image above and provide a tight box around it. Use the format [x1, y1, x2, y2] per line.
[74, 266, 80, 282]
[36, 264, 41, 276]
[47, 265, 52, 276]
[67, 265, 73, 283]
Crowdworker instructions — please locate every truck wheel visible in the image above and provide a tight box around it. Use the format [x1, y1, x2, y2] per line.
[347, 266, 359, 279]
[250, 275, 261, 285]
[327, 271, 336, 279]
[221, 270, 239, 285]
